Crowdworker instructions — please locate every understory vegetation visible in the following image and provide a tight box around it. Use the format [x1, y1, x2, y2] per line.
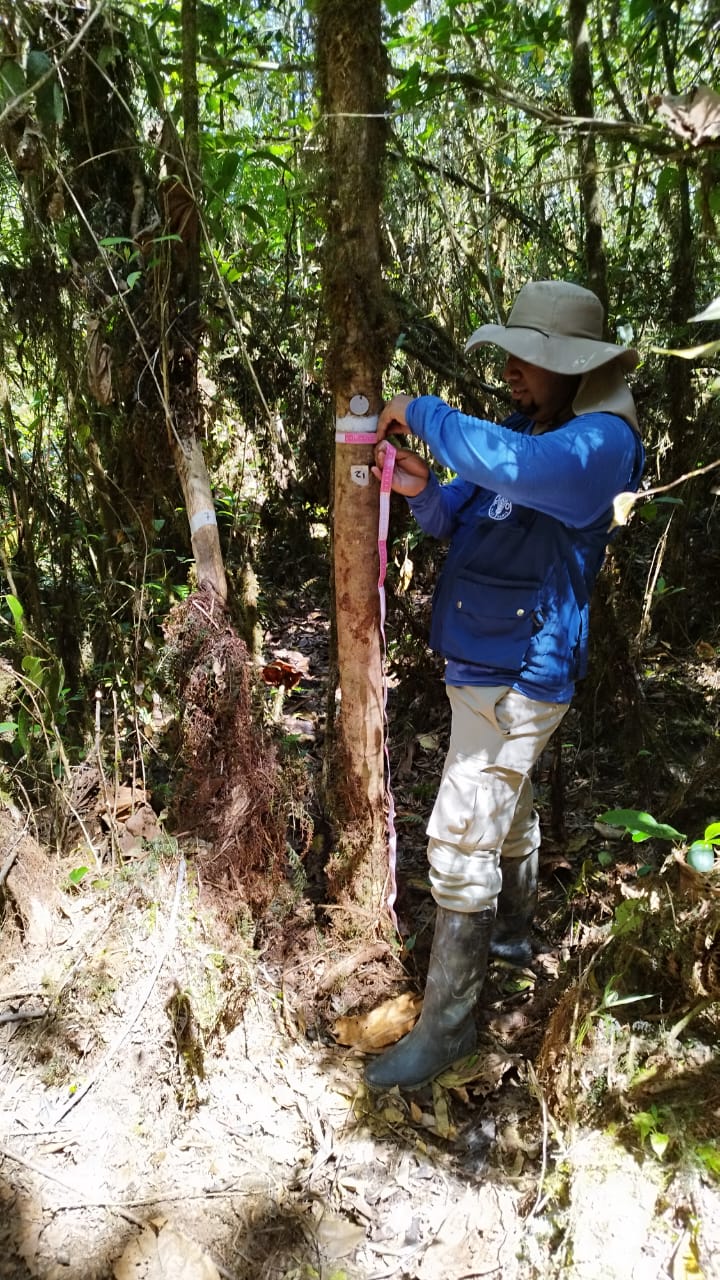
[0, 2, 719, 1275]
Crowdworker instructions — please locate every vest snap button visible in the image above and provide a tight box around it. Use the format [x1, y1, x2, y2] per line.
[516, 607, 525, 616]
[456, 600, 462, 609]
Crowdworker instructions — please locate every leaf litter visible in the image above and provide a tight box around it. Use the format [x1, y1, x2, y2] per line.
[2, 610, 720, 1278]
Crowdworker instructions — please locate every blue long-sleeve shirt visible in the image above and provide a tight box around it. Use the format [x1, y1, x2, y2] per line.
[404, 396, 645, 702]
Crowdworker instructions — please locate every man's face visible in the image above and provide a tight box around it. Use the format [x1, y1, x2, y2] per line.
[502, 354, 579, 426]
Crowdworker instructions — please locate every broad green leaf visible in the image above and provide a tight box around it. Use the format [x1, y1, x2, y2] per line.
[248, 148, 292, 174]
[97, 45, 121, 71]
[5, 594, 24, 638]
[649, 1131, 669, 1158]
[695, 1143, 720, 1177]
[68, 865, 89, 885]
[0, 61, 26, 102]
[17, 706, 31, 753]
[655, 166, 678, 202]
[598, 810, 686, 843]
[633, 1108, 658, 1140]
[26, 50, 52, 85]
[21, 654, 44, 685]
[704, 822, 720, 844]
[236, 201, 268, 231]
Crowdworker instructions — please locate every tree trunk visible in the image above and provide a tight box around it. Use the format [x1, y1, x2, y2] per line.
[568, 0, 607, 315]
[567, 1, 646, 781]
[648, 13, 697, 639]
[170, 0, 226, 604]
[315, 0, 394, 930]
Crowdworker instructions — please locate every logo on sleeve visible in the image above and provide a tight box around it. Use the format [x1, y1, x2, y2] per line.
[488, 494, 513, 521]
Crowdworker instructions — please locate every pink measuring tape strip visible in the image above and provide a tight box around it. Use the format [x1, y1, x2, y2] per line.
[335, 421, 399, 928]
[377, 443, 399, 927]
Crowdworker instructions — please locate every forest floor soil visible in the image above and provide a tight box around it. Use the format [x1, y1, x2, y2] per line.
[1, 597, 720, 1280]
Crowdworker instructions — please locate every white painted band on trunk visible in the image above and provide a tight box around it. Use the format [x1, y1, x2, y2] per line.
[189, 508, 218, 535]
[335, 412, 378, 435]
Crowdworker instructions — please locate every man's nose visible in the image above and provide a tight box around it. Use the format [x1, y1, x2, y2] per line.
[502, 356, 519, 383]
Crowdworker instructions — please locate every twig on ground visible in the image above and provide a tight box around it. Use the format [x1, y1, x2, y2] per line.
[0, 1007, 47, 1026]
[0, 1141, 137, 1212]
[667, 996, 715, 1044]
[527, 1061, 550, 1217]
[317, 943, 391, 992]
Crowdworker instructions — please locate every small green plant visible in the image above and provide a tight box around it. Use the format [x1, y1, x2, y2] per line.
[632, 1104, 671, 1159]
[66, 865, 89, 890]
[598, 810, 720, 871]
[695, 1142, 720, 1181]
[598, 809, 686, 843]
[686, 822, 720, 870]
[576, 976, 652, 1049]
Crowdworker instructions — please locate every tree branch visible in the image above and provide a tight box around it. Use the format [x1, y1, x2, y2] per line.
[404, 68, 717, 160]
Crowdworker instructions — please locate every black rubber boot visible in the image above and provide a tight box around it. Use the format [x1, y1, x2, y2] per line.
[490, 849, 538, 967]
[364, 906, 494, 1092]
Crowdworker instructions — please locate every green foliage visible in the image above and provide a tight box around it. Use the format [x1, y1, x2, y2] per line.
[695, 1143, 720, 1181]
[632, 1105, 671, 1159]
[576, 976, 653, 1049]
[598, 809, 686, 843]
[0, 0, 718, 861]
[599, 811, 720, 875]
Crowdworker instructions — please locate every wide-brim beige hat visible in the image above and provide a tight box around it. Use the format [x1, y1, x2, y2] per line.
[465, 280, 639, 376]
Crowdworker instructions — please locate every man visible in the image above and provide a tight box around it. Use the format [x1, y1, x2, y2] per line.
[365, 280, 645, 1092]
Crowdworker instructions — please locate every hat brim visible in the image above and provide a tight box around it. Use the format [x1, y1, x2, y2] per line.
[465, 323, 639, 375]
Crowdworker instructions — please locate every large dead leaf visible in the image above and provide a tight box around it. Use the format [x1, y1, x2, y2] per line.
[313, 1208, 366, 1259]
[654, 86, 720, 146]
[112, 1219, 220, 1280]
[435, 1046, 520, 1092]
[415, 1187, 513, 1279]
[333, 991, 422, 1051]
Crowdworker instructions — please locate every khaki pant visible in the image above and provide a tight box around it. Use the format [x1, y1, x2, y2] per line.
[427, 685, 569, 912]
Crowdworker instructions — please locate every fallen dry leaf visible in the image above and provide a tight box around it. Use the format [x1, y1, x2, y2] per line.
[261, 658, 303, 689]
[112, 1220, 220, 1280]
[110, 785, 152, 817]
[415, 1188, 506, 1280]
[435, 1048, 520, 1092]
[313, 1209, 366, 1259]
[431, 1082, 454, 1139]
[654, 85, 720, 146]
[333, 991, 422, 1051]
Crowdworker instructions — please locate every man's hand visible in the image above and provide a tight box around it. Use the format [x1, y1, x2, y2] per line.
[377, 393, 414, 441]
[371, 442, 430, 498]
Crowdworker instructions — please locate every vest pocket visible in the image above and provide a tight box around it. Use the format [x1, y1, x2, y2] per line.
[438, 574, 541, 670]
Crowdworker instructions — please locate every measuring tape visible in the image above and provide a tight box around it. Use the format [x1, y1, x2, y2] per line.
[378, 441, 398, 927]
[336, 408, 398, 928]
